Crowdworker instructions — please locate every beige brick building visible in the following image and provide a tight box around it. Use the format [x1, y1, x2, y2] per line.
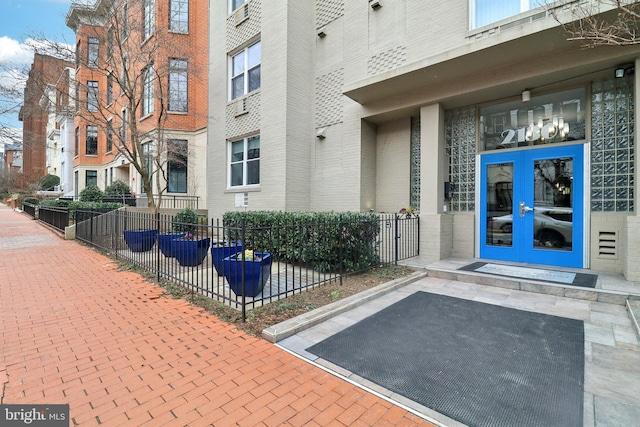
[208, 1, 640, 280]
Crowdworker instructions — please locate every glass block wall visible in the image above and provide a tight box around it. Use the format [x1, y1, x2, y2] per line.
[591, 76, 635, 212]
[445, 106, 477, 212]
[410, 117, 421, 210]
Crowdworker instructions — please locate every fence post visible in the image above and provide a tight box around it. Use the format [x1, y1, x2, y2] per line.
[394, 213, 400, 265]
[156, 211, 161, 282]
[90, 211, 94, 243]
[241, 219, 246, 323]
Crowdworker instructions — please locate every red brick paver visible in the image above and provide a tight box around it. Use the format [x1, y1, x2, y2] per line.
[0, 206, 435, 426]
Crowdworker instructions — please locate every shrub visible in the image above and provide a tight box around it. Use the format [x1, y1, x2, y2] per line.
[172, 207, 199, 233]
[23, 197, 40, 205]
[67, 201, 122, 219]
[105, 180, 132, 196]
[79, 185, 104, 202]
[40, 198, 69, 207]
[39, 174, 60, 191]
[222, 211, 380, 273]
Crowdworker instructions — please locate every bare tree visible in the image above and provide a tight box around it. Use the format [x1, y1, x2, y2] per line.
[548, 0, 640, 48]
[64, 0, 205, 211]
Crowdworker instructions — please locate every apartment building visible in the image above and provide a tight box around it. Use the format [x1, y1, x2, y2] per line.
[209, 1, 640, 280]
[19, 53, 73, 186]
[66, 0, 208, 204]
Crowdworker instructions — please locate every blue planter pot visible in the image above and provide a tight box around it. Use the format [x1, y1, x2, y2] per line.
[223, 252, 272, 297]
[173, 237, 211, 266]
[158, 232, 185, 257]
[123, 229, 158, 252]
[210, 241, 242, 276]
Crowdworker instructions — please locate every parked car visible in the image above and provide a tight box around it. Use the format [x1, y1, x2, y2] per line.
[488, 207, 572, 248]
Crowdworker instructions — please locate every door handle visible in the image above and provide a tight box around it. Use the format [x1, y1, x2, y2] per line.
[519, 201, 533, 217]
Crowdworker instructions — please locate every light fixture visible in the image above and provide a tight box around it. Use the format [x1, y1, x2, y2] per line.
[522, 89, 531, 103]
[317, 28, 326, 38]
[615, 65, 635, 78]
[370, 1, 381, 10]
[316, 128, 326, 139]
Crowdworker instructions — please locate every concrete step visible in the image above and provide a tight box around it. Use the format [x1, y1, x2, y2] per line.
[423, 266, 633, 305]
[628, 299, 640, 339]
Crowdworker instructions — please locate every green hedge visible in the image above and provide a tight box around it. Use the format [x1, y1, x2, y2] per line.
[40, 198, 69, 207]
[222, 211, 380, 273]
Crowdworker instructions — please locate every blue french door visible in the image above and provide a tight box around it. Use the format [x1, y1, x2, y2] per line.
[479, 144, 585, 268]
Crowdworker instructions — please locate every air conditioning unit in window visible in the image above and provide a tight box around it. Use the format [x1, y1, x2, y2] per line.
[234, 4, 249, 26]
[233, 98, 248, 117]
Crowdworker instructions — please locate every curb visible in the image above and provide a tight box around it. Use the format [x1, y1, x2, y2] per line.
[262, 271, 428, 343]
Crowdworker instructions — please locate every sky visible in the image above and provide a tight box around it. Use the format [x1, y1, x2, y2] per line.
[0, 0, 77, 139]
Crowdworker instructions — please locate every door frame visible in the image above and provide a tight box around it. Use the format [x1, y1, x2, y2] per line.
[476, 143, 589, 268]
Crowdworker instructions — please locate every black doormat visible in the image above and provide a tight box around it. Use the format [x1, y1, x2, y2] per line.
[307, 292, 584, 427]
[459, 261, 597, 288]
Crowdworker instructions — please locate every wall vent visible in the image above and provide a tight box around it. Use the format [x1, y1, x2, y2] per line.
[233, 98, 248, 117]
[235, 192, 248, 207]
[234, 4, 249, 26]
[598, 231, 618, 259]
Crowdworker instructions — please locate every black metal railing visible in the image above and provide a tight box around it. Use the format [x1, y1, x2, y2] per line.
[74, 209, 419, 320]
[23, 202, 37, 219]
[37, 205, 70, 232]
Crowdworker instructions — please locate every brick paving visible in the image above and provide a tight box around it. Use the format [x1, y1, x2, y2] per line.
[0, 205, 435, 427]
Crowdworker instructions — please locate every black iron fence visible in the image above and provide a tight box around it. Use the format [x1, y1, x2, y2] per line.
[73, 210, 419, 320]
[38, 205, 70, 232]
[23, 202, 37, 219]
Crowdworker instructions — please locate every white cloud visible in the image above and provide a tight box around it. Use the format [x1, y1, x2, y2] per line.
[0, 36, 33, 65]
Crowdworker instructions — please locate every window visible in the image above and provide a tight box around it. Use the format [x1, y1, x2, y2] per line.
[229, 135, 259, 187]
[86, 170, 97, 187]
[142, 65, 154, 116]
[107, 73, 113, 104]
[142, 143, 153, 189]
[87, 81, 98, 111]
[107, 120, 113, 152]
[75, 41, 81, 68]
[74, 127, 79, 156]
[230, 41, 260, 100]
[88, 37, 99, 67]
[122, 1, 129, 39]
[120, 109, 127, 145]
[107, 27, 114, 57]
[104, 170, 108, 187]
[230, 0, 246, 12]
[168, 59, 188, 112]
[167, 139, 188, 193]
[143, 0, 155, 40]
[86, 126, 98, 155]
[471, 0, 536, 29]
[169, 0, 189, 32]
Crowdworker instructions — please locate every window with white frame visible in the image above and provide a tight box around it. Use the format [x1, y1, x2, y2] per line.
[107, 73, 113, 104]
[142, 65, 154, 116]
[168, 58, 188, 112]
[143, 0, 155, 40]
[88, 37, 99, 67]
[167, 139, 188, 193]
[229, 135, 259, 187]
[86, 125, 98, 155]
[142, 142, 153, 189]
[106, 120, 113, 152]
[471, 0, 536, 29]
[87, 81, 98, 111]
[122, 1, 129, 39]
[107, 27, 114, 57]
[75, 127, 79, 156]
[120, 109, 127, 145]
[169, 0, 189, 32]
[230, 0, 247, 12]
[230, 41, 260, 100]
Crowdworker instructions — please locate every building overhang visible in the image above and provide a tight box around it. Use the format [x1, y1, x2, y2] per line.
[66, 0, 114, 32]
[344, 22, 640, 113]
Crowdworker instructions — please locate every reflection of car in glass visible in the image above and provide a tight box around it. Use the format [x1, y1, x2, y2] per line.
[488, 207, 572, 248]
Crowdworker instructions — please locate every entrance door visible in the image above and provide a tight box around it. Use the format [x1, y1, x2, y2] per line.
[479, 144, 585, 268]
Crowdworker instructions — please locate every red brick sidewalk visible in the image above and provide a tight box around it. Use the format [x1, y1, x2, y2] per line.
[0, 206, 435, 427]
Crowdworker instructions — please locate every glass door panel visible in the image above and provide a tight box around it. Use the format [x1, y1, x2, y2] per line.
[480, 145, 584, 268]
[485, 163, 513, 247]
[532, 158, 573, 251]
